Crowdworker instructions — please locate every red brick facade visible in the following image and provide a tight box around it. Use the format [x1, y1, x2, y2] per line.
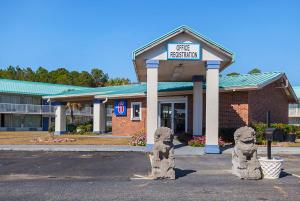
[110, 82, 289, 136]
[248, 82, 289, 124]
[219, 91, 249, 128]
[110, 98, 146, 136]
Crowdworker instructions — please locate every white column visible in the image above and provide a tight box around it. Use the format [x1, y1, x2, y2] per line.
[146, 60, 159, 151]
[93, 99, 106, 134]
[205, 61, 221, 154]
[192, 75, 204, 136]
[54, 102, 66, 135]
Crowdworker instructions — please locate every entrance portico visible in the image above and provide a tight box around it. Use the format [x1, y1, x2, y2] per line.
[132, 25, 234, 153]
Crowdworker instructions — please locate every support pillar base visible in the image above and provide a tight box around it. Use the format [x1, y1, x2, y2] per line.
[54, 131, 66, 135]
[204, 145, 220, 154]
[146, 144, 153, 152]
[93, 131, 105, 134]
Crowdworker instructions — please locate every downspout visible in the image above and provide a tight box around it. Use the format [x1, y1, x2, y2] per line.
[102, 97, 108, 104]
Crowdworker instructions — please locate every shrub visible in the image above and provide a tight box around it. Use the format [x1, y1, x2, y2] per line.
[188, 136, 225, 147]
[251, 122, 267, 136]
[296, 131, 300, 139]
[219, 128, 235, 143]
[67, 124, 77, 133]
[251, 122, 267, 144]
[76, 123, 93, 134]
[85, 124, 93, 132]
[188, 136, 205, 147]
[271, 123, 290, 134]
[48, 122, 55, 133]
[130, 130, 146, 146]
[289, 125, 297, 134]
[176, 132, 192, 144]
[106, 125, 112, 132]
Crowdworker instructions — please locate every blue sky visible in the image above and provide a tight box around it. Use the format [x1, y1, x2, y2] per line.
[0, 0, 299, 85]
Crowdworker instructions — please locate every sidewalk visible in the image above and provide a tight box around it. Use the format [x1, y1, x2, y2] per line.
[0, 144, 146, 152]
[1, 144, 300, 155]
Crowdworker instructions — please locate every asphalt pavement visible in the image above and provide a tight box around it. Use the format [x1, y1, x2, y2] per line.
[0, 151, 300, 201]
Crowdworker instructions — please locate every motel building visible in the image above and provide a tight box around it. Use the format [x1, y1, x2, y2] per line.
[289, 86, 300, 125]
[0, 26, 298, 153]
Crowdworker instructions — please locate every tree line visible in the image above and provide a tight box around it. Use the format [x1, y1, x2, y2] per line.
[0, 66, 130, 87]
[227, 68, 262, 76]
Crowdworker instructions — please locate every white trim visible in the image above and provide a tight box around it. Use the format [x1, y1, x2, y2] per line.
[131, 102, 142, 121]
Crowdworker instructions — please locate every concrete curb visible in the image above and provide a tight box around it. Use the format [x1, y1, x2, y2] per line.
[223, 147, 300, 155]
[0, 145, 299, 155]
[0, 145, 147, 152]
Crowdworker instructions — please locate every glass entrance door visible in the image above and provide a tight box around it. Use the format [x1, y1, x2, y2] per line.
[159, 101, 187, 134]
[160, 103, 172, 129]
[174, 103, 186, 134]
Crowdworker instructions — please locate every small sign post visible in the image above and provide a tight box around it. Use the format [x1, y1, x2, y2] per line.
[265, 111, 275, 159]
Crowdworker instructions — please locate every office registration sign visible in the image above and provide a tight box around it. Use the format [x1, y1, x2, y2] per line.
[167, 43, 200, 60]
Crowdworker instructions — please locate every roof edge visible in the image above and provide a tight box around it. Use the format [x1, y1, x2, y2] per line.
[132, 25, 234, 60]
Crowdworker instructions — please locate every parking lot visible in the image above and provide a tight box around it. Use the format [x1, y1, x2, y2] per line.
[0, 151, 299, 201]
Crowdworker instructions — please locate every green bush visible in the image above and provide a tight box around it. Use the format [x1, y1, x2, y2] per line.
[106, 125, 112, 132]
[67, 124, 77, 133]
[271, 123, 293, 134]
[251, 122, 267, 144]
[219, 128, 236, 143]
[48, 122, 55, 133]
[176, 132, 192, 144]
[76, 123, 93, 134]
[296, 131, 300, 139]
[85, 124, 93, 132]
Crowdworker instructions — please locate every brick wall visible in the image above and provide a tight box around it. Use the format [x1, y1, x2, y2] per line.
[188, 92, 248, 131]
[110, 98, 147, 136]
[248, 82, 289, 124]
[219, 91, 249, 128]
[109, 81, 289, 136]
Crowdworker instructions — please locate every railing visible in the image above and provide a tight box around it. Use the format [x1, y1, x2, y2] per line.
[66, 107, 93, 116]
[0, 103, 55, 114]
[0, 103, 93, 116]
[289, 107, 300, 117]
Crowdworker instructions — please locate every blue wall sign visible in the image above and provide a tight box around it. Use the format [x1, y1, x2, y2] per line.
[114, 100, 127, 116]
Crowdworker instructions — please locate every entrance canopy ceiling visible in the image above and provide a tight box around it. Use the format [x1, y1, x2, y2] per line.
[132, 25, 234, 82]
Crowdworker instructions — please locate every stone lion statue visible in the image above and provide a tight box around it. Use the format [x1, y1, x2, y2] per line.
[232, 126, 262, 179]
[152, 127, 175, 180]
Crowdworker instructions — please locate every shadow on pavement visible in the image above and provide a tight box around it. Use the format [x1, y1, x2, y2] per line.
[280, 169, 292, 178]
[174, 143, 187, 149]
[175, 168, 196, 179]
[221, 144, 234, 152]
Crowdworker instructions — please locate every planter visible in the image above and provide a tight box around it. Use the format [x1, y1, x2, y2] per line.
[285, 134, 296, 143]
[258, 157, 283, 179]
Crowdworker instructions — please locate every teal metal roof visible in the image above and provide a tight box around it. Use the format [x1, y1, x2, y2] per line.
[293, 86, 300, 99]
[132, 25, 234, 60]
[0, 79, 90, 96]
[46, 72, 284, 98]
[220, 72, 282, 88]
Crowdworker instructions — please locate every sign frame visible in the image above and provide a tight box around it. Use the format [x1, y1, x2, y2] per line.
[167, 43, 201, 61]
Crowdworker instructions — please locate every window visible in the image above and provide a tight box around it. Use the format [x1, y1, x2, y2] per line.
[131, 102, 142, 120]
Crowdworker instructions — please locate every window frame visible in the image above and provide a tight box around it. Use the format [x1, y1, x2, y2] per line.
[131, 102, 142, 121]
